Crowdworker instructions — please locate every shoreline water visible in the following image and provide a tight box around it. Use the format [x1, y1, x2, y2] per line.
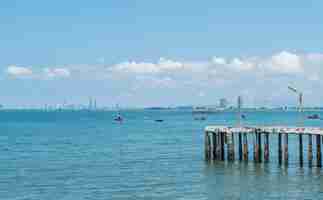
[2, 110, 323, 199]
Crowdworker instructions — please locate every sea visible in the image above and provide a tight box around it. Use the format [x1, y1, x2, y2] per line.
[1, 110, 323, 200]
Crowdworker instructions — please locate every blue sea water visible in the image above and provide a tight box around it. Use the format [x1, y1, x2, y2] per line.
[1, 110, 323, 200]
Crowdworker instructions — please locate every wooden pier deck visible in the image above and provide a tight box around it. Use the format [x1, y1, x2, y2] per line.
[204, 126, 323, 167]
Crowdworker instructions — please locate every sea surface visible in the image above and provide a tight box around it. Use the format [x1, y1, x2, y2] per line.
[1, 110, 323, 200]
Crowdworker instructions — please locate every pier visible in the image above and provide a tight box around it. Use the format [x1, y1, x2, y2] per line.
[204, 126, 323, 167]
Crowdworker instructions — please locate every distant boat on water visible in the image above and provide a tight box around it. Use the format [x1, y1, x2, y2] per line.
[194, 116, 206, 121]
[307, 114, 320, 120]
[114, 104, 123, 123]
[114, 115, 123, 122]
[192, 106, 223, 114]
[192, 106, 208, 120]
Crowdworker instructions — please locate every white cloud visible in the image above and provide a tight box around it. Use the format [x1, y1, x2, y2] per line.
[158, 57, 183, 70]
[102, 51, 323, 92]
[264, 51, 303, 74]
[211, 56, 255, 72]
[212, 57, 227, 65]
[111, 57, 183, 74]
[113, 61, 160, 74]
[229, 58, 255, 71]
[6, 50, 323, 85]
[6, 65, 33, 77]
[6, 65, 72, 79]
[182, 61, 210, 73]
[6, 50, 323, 106]
[210, 51, 305, 75]
[43, 68, 71, 78]
[308, 74, 319, 81]
[134, 75, 175, 88]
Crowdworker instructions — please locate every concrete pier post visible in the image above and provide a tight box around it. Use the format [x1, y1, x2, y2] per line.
[238, 132, 242, 161]
[243, 133, 248, 161]
[232, 132, 235, 160]
[258, 130, 262, 163]
[216, 132, 221, 160]
[204, 132, 211, 161]
[220, 132, 225, 161]
[278, 133, 282, 165]
[212, 132, 217, 160]
[299, 134, 303, 167]
[308, 134, 313, 167]
[264, 132, 269, 162]
[227, 132, 235, 161]
[284, 133, 288, 165]
[204, 126, 323, 167]
[316, 135, 321, 167]
[253, 132, 256, 161]
[254, 131, 259, 162]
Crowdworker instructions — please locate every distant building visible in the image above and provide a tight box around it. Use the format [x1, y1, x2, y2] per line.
[94, 99, 97, 110]
[219, 98, 228, 108]
[144, 107, 171, 110]
[237, 96, 243, 110]
[88, 97, 92, 110]
[176, 106, 193, 110]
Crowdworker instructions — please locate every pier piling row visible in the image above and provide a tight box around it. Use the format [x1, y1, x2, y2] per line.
[205, 126, 323, 167]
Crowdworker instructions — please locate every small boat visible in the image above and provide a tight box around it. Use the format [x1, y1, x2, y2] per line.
[192, 109, 207, 121]
[114, 115, 123, 122]
[194, 116, 206, 121]
[155, 119, 164, 122]
[114, 104, 123, 123]
[307, 114, 320, 120]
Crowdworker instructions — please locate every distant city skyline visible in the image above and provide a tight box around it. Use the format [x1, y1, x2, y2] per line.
[1, 1, 323, 107]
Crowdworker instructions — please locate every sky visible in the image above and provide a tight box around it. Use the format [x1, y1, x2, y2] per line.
[1, 0, 323, 108]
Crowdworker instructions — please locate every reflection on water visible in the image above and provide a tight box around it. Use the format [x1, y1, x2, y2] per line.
[204, 161, 323, 199]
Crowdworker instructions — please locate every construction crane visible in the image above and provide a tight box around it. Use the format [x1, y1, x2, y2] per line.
[237, 96, 242, 127]
[288, 86, 303, 126]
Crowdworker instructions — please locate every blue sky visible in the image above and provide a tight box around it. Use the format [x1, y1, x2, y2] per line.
[1, 0, 323, 108]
